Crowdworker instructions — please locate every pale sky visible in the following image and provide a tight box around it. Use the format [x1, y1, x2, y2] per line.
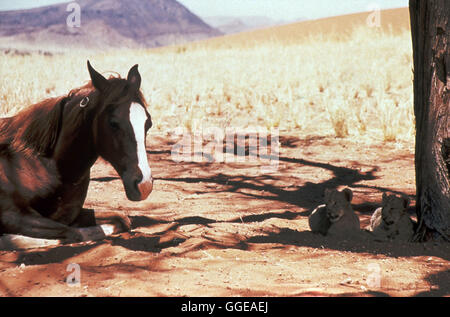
[0, 0, 409, 21]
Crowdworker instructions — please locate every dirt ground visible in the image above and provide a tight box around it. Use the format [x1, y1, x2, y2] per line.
[0, 132, 449, 297]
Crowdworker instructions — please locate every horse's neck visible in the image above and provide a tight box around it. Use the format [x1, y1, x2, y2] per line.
[55, 149, 98, 184]
[52, 121, 99, 184]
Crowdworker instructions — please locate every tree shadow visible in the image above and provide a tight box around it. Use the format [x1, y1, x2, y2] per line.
[153, 131, 417, 220]
[279, 135, 329, 149]
[146, 149, 172, 155]
[108, 232, 185, 253]
[130, 211, 301, 232]
[13, 241, 103, 266]
[245, 227, 450, 261]
[130, 215, 168, 229]
[415, 269, 450, 296]
[158, 157, 384, 212]
[228, 210, 299, 223]
[8, 230, 187, 266]
[125, 210, 450, 262]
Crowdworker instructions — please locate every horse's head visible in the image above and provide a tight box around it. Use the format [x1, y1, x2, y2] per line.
[87, 61, 153, 201]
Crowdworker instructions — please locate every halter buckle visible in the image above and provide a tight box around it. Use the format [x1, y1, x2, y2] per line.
[80, 97, 89, 108]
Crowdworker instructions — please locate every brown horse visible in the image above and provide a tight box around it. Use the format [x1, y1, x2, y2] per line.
[0, 61, 153, 248]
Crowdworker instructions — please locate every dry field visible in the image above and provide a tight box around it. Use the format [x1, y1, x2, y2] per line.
[0, 8, 449, 297]
[1, 8, 414, 142]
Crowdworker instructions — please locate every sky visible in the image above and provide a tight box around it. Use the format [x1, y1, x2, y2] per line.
[0, 0, 409, 21]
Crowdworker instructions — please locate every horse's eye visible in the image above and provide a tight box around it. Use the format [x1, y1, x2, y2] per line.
[109, 119, 120, 130]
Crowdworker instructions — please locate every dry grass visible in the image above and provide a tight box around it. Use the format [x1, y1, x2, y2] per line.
[0, 9, 414, 143]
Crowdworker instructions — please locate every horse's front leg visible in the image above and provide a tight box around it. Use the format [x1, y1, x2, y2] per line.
[52, 173, 131, 235]
[42, 172, 131, 240]
[72, 209, 131, 234]
[49, 176, 130, 241]
[47, 173, 92, 226]
[0, 205, 83, 241]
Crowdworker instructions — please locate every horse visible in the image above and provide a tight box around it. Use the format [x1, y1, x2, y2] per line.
[0, 61, 153, 249]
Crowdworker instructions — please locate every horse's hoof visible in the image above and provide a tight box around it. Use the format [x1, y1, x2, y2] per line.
[64, 228, 85, 243]
[113, 215, 132, 233]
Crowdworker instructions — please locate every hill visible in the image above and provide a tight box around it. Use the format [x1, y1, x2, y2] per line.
[180, 7, 411, 49]
[0, 0, 222, 50]
[203, 16, 292, 35]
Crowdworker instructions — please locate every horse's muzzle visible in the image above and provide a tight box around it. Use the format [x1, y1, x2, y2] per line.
[137, 179, 153, 201]
[122, 174, 153, 202]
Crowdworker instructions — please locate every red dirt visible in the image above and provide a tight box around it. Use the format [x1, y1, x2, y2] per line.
[0, 133, 449, 297]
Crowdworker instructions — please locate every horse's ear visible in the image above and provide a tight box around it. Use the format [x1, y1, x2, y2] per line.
[127, 64, 141, 91]
[87, 60, 109, 92]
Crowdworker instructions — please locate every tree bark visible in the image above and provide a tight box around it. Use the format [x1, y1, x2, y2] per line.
[409, 1, 450, 241]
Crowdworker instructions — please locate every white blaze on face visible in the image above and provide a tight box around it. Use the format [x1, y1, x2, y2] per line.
[129, 102, 152, 184]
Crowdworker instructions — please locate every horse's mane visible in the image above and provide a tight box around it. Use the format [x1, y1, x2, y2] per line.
[0, 96, 68, 156]
[0, 75, 148, 157]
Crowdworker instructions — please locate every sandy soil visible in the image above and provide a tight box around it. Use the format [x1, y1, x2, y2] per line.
[0, 132, 449, 297]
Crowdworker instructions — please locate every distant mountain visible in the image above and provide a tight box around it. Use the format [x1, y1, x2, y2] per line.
[203, 16, 304, 34]
[0, 0, 222, 50]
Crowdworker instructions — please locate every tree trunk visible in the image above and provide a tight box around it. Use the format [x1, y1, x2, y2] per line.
[409, 1, 450, 241]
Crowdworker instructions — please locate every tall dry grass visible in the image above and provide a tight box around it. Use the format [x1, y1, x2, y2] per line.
[0, 23, 414, 143]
